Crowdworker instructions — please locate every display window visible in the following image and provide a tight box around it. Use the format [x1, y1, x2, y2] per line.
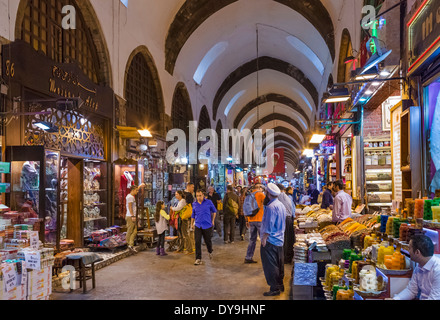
[423, 74, 440, 196]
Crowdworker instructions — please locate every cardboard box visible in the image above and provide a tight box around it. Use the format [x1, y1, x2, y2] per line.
[27, 266, 52, 285]
[27, 277, 52, 296]
[27, 288, 52, 300]
[27, 291, 50, 300]
[0, 283, 26, 300]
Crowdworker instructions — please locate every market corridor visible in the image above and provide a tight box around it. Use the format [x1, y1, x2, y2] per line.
[51, 231, 291, 300]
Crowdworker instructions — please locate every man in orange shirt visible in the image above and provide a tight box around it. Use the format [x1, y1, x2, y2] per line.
[244, 183, 266, 264]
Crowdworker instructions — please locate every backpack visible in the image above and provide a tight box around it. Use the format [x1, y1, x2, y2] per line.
[243, 192, 260, 217]
[227, 198, 239, 216]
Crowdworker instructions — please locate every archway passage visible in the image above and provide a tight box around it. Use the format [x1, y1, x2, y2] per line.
[233, 94, 311, 130]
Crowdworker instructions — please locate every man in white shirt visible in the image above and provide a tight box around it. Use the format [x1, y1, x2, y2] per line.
[393, 235, 440, 300]
[332, 180, 352, 223]
[126, 184, 144, 253]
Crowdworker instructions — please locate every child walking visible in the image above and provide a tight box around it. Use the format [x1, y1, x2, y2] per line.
[155, 201, 170, 256]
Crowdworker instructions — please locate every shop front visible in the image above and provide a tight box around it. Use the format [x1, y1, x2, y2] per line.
[406, 0, 440, 198]
[1, 41, 114, 250]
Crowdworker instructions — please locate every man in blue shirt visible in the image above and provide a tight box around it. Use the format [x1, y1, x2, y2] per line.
[191, 190, 217, 265]
[260, 183, 287, 296]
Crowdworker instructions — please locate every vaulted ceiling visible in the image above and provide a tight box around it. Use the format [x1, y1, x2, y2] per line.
[161, 0, 360, 168]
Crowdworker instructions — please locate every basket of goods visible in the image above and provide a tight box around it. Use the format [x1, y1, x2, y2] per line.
[376, 247, 412, 275]
[353, 265, 386, 297]
[317, 213, 333, 229]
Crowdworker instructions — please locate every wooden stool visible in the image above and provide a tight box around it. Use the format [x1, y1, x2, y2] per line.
[165, 236, 179, 251]
[66, 253, 103, 293]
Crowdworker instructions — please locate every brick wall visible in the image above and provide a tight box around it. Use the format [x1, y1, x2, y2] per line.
[363, 106, 390, 139]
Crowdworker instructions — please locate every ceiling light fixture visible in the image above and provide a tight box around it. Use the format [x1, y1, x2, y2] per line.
[138, 129, 153, 138]
[33, 121, 58, 133]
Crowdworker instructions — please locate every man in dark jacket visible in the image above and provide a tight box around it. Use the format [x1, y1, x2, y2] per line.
[307, 184, 320, 205]
[208, 186, 222, 237]
[222, 185, 239, 244]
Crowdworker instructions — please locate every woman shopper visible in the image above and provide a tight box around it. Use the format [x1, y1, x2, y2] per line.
[155, 201, 170, 256]
[170, 190, 187, 253]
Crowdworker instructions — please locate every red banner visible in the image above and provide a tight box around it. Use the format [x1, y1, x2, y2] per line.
[266, 148, 285, 175]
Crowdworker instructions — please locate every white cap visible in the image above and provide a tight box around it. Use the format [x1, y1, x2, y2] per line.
[267, 183, 281, 197]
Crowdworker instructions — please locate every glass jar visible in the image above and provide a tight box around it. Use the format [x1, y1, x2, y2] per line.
[378, 152, 386, 165]
[365, 152, 372, 166]
[372, 152, 379, 165]
[386, 152, 392, 165]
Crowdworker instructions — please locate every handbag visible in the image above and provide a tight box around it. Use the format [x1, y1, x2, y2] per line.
[180, 204, 193, 220]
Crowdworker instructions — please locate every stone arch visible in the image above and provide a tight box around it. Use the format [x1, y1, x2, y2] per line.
[165, 0, 335, 75]
[233, 94, 310, 129]
[214, 57, 318, 121]
[15, 0, 113, 87]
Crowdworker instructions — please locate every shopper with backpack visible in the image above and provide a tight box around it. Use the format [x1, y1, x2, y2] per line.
[244, 183, 265, 264]
[222, 185, 239, 244]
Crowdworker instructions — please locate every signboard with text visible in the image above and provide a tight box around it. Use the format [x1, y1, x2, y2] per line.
[1, 40, 114, 118]
[408, 0, 440, 73]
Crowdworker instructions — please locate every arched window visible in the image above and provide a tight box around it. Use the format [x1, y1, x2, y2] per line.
[171, 83, 193, 135]
[20, 0, 100, 83]
[125, 52, 159, 130]
[337, 29, 353, 83]
[198, 106, 211, 133]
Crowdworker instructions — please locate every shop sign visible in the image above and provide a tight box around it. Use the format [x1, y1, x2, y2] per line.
[408, 0, 440, 73]
[1, 41, 113, 118]
[24, 251, 41, 271]
[2, 264, 17, 293]
[0, 162, 10, 174]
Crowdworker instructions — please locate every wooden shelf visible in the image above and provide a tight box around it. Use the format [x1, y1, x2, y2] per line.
[366, 165, 392, 170]
[365, 147, 391, 151]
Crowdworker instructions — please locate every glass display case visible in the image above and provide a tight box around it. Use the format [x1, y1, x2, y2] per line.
[83, 160, 108, 240]
[6, 146, 60, 246]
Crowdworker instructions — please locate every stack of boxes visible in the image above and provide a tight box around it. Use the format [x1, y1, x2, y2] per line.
[0, 229, 54, 300]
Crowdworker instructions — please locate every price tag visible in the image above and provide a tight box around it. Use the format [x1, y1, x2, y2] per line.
[30, 231, 39, 250]
[25, 251, 41, 271]
[2, 264, 17, 293]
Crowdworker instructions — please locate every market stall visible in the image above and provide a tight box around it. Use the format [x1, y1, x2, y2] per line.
[291, 199, 440, 300]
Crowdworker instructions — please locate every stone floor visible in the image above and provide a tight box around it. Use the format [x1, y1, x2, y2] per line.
[51, 228, 293, 300]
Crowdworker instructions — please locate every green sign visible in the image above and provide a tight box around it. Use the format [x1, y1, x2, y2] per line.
[0, 183, 11, 193]
[0, 162, 10, 174]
